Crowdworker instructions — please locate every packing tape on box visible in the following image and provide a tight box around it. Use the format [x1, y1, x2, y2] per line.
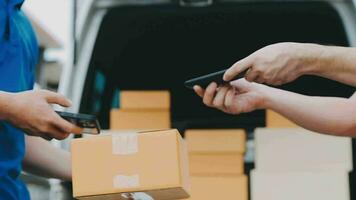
[113, 174, 140, 188]
[121, 192, 154, 200]
[112, 132, 138, 155]
[113, 176, 154, 200]
[111, 133, 154, 199]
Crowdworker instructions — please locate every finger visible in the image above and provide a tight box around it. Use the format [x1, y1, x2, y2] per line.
[47, 126, 71, 140]
[41, 90, 72, 107]
[245, 68, 259, 82]
[193, 85, 205, 98]
[203, 82, 217, 107]
[224, 56, 253, 81]
[225, 88, 236, 112]
[51, 113, 83, 134]
[213, 86, 229, 110]
[230, 78, 252, 92]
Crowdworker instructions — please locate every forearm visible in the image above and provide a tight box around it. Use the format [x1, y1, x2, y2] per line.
[23, 136, 72, 181]
[304, 45, 356, 86]
[262, 87, 356, 136]
[0, 91, 13, 120]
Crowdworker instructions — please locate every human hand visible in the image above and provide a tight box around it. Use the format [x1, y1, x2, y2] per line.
[193, 79, 268, 115]
[1, 90, 82, 140]
[224, 42, 322, 85]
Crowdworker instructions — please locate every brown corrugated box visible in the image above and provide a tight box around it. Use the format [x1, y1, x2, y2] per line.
[72, 129, 190, 200]
[185, 176, 248, 200]
[186, 129, 246, 175]
[110, 109, 170, 130]
[189, 154, 244, 175]
[120, 91, 170, 109]
[184, 129, 247, 200]
[185, 129, 246, 154]
[266, 110, 298, 128]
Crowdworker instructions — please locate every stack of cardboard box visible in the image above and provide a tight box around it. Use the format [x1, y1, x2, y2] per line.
[185, 129, 248, 200]
[71, 91, 193, 199]
[250, 110, 352, 200]
[110, 91, 171, 130]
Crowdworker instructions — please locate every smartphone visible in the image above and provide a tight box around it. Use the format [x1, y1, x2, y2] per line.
[56, 111, 101, 134]
[184, 68, 248, 89]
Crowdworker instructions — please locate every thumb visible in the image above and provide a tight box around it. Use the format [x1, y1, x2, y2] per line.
[41, 90, 72, 107]
[224, 55, 253, 81]
[230, 78, 253, 92]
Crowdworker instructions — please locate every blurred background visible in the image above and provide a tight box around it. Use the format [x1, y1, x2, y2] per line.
[21, 0, 356, 200]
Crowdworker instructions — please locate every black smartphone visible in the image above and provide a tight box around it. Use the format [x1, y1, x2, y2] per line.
[55, 111, 101, 134]
[184, 68, 248, 89]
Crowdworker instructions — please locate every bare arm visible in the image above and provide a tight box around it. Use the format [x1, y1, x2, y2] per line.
[263, 87, 356, 136]
[224, 43, 356, 87]
[194, 79, 356, 137]
[23, 136, 71, 181]
[0, 91, 14, 120]
[0, 90, 82, 181]
[308, 46, 356, 86]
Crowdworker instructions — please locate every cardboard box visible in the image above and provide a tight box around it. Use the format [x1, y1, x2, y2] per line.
[110, 109, 170, 130]
[72, 129, 190, 200]
[185, 176, 248, 200]
[254, 128, 353, 172]
[266, 110, 298, 128]
[120, 91, 170, 109]
[189, 154, 244, 175]
[185, 129, 246, 154]
[251, 170, 349, 200]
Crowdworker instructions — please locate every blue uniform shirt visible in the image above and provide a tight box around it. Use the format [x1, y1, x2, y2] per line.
[0, 0, 38, 199]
